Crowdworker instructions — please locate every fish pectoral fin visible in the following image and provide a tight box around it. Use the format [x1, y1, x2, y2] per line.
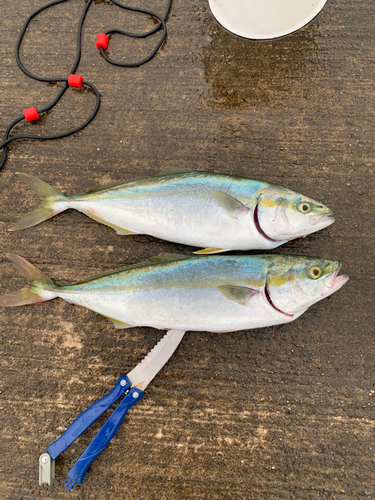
[193, 248, 229, 254]
[85, 212, 139, 235]
[212, 191, 249, 219]
[153, 166, 195, 176]
[107, 317, 135, 329]
[217, 285, 260, 306]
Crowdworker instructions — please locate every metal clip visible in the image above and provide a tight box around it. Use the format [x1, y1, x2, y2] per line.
[39, 453, 55, 486]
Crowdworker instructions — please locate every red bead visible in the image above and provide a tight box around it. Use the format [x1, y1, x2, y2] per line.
[96, 33, 109, 50]
[23, 107, 39, 122]
[68, 74, 83, 88]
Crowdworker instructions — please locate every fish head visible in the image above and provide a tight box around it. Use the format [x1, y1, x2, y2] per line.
[265, 256, 349, 316]
[255, 186, 334, 241]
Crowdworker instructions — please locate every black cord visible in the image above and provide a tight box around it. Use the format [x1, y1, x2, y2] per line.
[0, 0, 171, 171]
[101, 0, 171, 67]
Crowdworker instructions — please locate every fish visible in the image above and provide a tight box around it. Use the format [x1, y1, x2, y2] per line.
[0, 253, 348, 332]
[9, 168, 334, 253]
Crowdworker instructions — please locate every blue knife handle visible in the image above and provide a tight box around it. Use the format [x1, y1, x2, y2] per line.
[65, 387, 144, 489]
[46, 374, 131, 461]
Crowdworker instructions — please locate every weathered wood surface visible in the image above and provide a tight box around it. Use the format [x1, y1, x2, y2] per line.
[0, 1, 374, 498]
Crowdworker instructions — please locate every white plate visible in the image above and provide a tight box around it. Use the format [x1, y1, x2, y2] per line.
[208, 0, 328, 39]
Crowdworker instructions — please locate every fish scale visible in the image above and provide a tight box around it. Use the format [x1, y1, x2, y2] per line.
[0, 253, 348, 333]
[10, 167, 334, 253]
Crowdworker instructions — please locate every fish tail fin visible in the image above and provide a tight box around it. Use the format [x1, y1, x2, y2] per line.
[0, 254, 55, 307]
[0, 287, 47, 307]
[9, 173, 69, 231]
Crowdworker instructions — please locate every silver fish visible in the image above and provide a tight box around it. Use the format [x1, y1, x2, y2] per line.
[10, 168, 334, 253]
[0, 253, 348, 332]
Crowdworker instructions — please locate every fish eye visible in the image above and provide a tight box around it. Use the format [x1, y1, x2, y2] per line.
[309, 266, 322, 279]
[298, 202, 312, 214]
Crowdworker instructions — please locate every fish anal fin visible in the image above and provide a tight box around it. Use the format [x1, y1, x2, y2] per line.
[217, 285, 260, 306]
[85, 212, 139, 235]
[193, 248, 229, 255]
[107, 317, 135, 329]
[212, 191, 249, 219]
[116, 228, 139, 236]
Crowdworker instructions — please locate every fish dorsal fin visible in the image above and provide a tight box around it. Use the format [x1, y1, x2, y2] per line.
[217, 285, 260, 306]
[84, 167, 195, 193]
[153, 166, 195, 176]
[84, 179, 128, 194]
[84, 167, 194, 192]
[212, 191, 249, 219]
[72, 262, 156, 284]
[72, 254, 193, 285]
[83, 173, 156, 194]
[146, 253, 194, 264]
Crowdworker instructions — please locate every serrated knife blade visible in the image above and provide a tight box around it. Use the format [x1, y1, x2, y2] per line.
[127, 329, 186, 391]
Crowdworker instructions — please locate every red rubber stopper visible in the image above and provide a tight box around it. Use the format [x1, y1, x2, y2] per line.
[96, 33, 109, 50]
[23, 107, 39, 122]
[68, 74, 83, 88]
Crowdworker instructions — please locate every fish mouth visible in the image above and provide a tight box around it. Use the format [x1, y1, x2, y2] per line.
[309, 213, 335, 229]
[254, 204, 277, 243]
[264, 283, 294, 318]
[323, 265, 349, 292]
